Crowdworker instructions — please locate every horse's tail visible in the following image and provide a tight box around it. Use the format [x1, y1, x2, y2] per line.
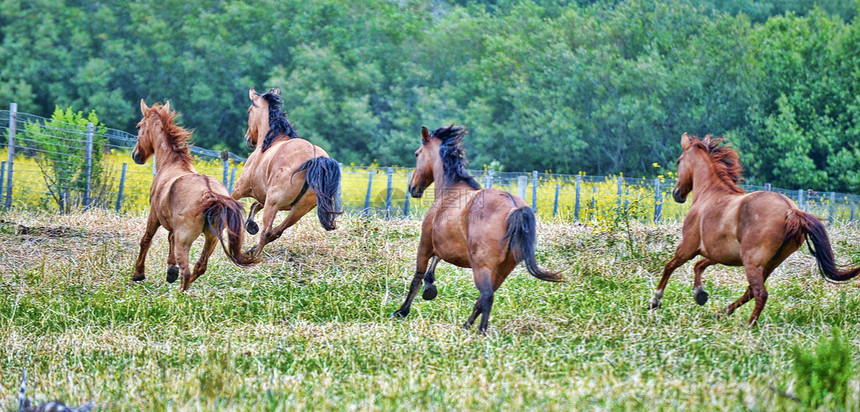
[502, 206, 562, 282]
[785, 210, 860, 283]
[203, 195, 260, 267]
[295, 156, 342, 231]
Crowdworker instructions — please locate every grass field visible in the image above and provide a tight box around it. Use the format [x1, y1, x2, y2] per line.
[0, 209, 859, 410]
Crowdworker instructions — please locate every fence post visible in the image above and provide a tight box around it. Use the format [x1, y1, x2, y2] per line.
[83, 122, 94, 209]
[552, 182, 560, 217]
[364, 169, 374, 214]
[765, 183, 771, 191]
[517, 175, 527, 200]
[5, 103, 16, 209]
[616, 176, 623, 220]
[335, 163, 343, 212]
[574, 175, 581, 222]
[152, 155, 157, 176]
[591, 185, 597, 215]
[797, 189, 803, 211]
[228, 167, 237, 193]
[654, 178, 662, 223]
[531, 170, 538, 211]
[828, 192, 836, 224]
[851, 202, 856, 222]
[115, 162, 127, 213]
[0, 161, 5, 201]
[487, 170, 493, 188]
[385, 167, 393, 218]
[221, 151, 229, 186]
[403, 171, 411, 216]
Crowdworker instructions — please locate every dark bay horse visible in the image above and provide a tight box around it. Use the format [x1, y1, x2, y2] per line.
[392, 125, 562, 332]
[649, 133, 860, 325]
[232, 88, 341, 256]
[132, 100, 258, 291]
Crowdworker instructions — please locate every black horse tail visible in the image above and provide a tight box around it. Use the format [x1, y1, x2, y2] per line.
[785, 210, 860, 283]
[203, 195, 260, 267]
[295, 156, 342, 231]
[502, 206, 562, 282]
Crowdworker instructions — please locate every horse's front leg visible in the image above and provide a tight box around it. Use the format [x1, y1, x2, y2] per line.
[249, 200, 280, 257]
[692, 258, 712, 305]
[244, 201, 263, 235]
[421, 256, 442, 300]
[132, 212, 160, 282]
[650, 241, 697, 310]
[392, 233, 434, 318]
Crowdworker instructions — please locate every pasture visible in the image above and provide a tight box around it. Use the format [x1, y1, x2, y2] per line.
[0, 209, 859, 410]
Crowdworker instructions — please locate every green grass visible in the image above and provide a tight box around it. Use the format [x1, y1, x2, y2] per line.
[0, 210, 858, 410]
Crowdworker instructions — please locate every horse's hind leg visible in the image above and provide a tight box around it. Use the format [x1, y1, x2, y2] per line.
[422, 256, 441, 301]
[473, 267, 496, 334]
[744, 265, 770, 326]
[245, 202, 263, 235]
[189, 232, 218, 286]
[174, 241, 193, 292]
[166, 232, 179, 283]
[132, 212, 160, 282]
[692, 258, 712, 305]
[724, 286, 752, 316]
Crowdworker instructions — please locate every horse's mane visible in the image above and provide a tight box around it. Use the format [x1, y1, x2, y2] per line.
[432, 125, 481, 190]
[260, 90, 298, 152]
[152, 104, 193, 165]
[690, 134, 744, 194]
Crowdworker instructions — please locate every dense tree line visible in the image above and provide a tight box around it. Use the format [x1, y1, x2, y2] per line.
[1, 0, 858, 192]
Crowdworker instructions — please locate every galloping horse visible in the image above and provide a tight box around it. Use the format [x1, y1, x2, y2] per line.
[132, 100, 258, 291]
[649, 133, 860, 325]
[392, 125, 562, 332]
[232, 88, 341, 256]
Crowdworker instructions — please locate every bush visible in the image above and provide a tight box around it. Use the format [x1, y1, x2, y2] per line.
[791, 327, 856, 408]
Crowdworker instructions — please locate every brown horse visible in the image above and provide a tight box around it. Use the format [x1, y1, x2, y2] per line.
[132, 100, 258, 291]
[392, 125, 562, 332]
[232, 88, 341, 256]
[649, 133, 860, 325]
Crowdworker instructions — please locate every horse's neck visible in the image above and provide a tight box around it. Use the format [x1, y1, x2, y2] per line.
[691, 161, 733, 204]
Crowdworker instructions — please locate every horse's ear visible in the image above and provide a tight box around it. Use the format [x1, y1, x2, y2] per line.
[249, 87, 258, 101]
[164, 100, 171, 112]
[421, 126, 430, 143]
[681, 132, 691, 149]
[268, 88, 281, 96]
[140, 99, 149, 115]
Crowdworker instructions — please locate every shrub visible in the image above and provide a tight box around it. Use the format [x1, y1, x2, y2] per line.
[791, 327, 856, 408]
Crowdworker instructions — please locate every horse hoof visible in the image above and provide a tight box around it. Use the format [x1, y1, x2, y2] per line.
[166, 266, 180, 283]
[246, 221, 259, 235]
[422, 284, 437, 301]
[391, 310, 408, 319]
[131, 273, 145, 282]
[694, 289, 709, 306]
[648, 301, 662, 310]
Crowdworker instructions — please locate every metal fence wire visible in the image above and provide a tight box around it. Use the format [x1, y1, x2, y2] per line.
[2, 105, 859, 223]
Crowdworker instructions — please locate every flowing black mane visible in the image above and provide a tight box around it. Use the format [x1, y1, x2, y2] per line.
[432, 125, 480, 190]
[260, 91, 298, 152]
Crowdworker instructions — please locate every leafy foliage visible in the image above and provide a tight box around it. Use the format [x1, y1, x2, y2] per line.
[1, 0, 859, 191]
[791, 327, 856, 408]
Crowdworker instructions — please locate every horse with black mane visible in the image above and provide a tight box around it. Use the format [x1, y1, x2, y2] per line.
[232, 88, 342, 256]
[392, 125, 562, 333]
[649, 133, 860, 325]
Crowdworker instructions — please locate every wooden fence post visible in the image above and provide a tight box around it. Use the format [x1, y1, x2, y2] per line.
[517, 175, 527, 200]
[654, 178, 662, 223]
[83, 122, 94, 209]
[385, 167, 393, 218]
[5, 103, 16, 209]
[115, 162, 127, 213]
[531, 170, 538, 211]
[574, 175, 581, 222]
[0, 161, 5, 201]
[851, 202, 856, 222]
[221, 152, 229, 187]
[364, 169, 374, 214]
[552, 182, 560, 217]
[228, 167, 237, 193]
[828, 192, 836, 224]
[403, 172, 411, 216]
[335, 163, 343, 212]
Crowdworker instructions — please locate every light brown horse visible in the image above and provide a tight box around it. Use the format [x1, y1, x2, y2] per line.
[232, 88, 341, 256]
[132, 100, 258, 291]
[649, 133, 860, 325]
[392, 125, 562, 333]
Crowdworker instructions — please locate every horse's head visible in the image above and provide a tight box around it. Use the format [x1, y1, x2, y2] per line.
[673, 132, 696, 203]
[408, 126, 439, 198]
[245, 87, 275, 149]
[133, 99, 169, 165]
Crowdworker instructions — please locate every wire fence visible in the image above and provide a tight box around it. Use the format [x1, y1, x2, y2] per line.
[2, 104, 859, 224]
